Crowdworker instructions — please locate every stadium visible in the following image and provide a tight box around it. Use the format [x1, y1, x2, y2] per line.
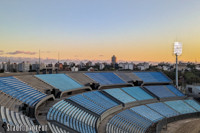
[0, 71, 200, 133]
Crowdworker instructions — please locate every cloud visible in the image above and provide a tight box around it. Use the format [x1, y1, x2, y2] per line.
[6, 51, 36, 55]
[0, 50, 4, 55]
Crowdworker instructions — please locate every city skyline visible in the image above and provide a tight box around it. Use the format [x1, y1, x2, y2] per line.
[1, 1, 200, 62]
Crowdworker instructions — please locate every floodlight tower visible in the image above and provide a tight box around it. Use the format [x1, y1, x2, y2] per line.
[174, 42, 182, 88]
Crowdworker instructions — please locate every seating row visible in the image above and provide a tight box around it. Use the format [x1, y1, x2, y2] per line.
[47, 100, 98, 133]
[0, 77, 46, 106]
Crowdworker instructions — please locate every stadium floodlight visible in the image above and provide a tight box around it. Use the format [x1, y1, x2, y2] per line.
[174, 42, 182, 88]
[174, 42, 182, 56]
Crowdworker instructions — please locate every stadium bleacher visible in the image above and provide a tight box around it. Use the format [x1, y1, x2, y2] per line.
[131, 105, 164, 122]
[85, 72, 125, 85]
[133, 72, 171, 84]
[164, 100, 197, 114]
[121, 87, 154, 100]
[103, 88, 136, 104]
[0, 106, 38, 132]
[68, 92, 119, 115]
[184, 99, 200, 111]
[0, 77, 46, 106]
[47, 100, 98, 133]
[1, 71, 200, 133]
[16, 75, 54, 94]
[144, 85, 177, 98]
[35, 74, 83, 92]
[147, 102, 179, 118]
[106, 109, 153, 133]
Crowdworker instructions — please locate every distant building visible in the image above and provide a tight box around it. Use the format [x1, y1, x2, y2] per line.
[18, 61, 30, 72]
[99, 63, 105, 70]
[119, 63, 134, 70]
[196, 64, 200, 71]
[86, 61, 92, 67]
[111, 55, 117, 66]
[10, 63, 18, 72]
[71, 66, 79, 71]
[137, 62, 149, 71]
[178, 62, 189, 71]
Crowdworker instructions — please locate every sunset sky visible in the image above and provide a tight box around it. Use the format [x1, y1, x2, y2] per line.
[0, 0, 200, 63]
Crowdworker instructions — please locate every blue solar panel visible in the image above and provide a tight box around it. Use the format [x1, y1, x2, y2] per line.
[35, 74, 83, 92]
[122, 87, 154, 100]
[133, 72, 171, 83]
[145, 85, 176, 98]
[85, 72, 125, 85]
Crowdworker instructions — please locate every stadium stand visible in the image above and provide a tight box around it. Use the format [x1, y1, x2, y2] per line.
[66, 72, 96, 86]
[121, 87, 154, 101]
[0, 106, 38, 132]
[147, 102, 180, 118]
[131, 105, 164, 122]
[68, 92, 119, 115]
[106, 109, 153, 133]
[166, 85, 185, 97]
[85, 72, 126, 85]
[115, 72, 142, 84]
[133, 72, 172, 84]
[0, 91, 23, 112]
[184, 99, 200, 111]
[1, 71, 200, 133]
[103, 88, 136, 104]
[35, 74, 83, 92]
[144, 85, 177, 98]
[164, 100, 197, 114]
[47, 100, 98, 133]
[48, 122, 69, 133]
[15, 75, 54, 94]
[0, 77, 47, 107]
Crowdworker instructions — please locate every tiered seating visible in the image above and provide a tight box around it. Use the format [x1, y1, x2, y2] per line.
[184, 100, 200, 111]
[147, 102, 179, 118]
[164, 100, 197, 114]
[35, 74, 83, 92]
[166, 85, 185, 96]
[103, 88, 136, 104]
[16, 75, 54, 94]
[0, 77, 46, 106]
[47, 100, 97, 133]
[0, 91, 23, 112]
[85, 72, 125, 85]
[115, 72, 141, 82]
[121, 87, 154, 100]
[83, 91, 119, 110]
[66, 73, 95, 85]
[131, 105, 164, 122]
[48, 122, 68, 133]
[68, 92, 119, 115]
[133, 72, 171, 83]
[0, 106, 37, 132]
[106, 109, 153, 133]
[144, 85, 176, 98]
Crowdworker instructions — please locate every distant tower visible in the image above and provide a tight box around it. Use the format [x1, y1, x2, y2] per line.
[111, 55, 117, 67]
